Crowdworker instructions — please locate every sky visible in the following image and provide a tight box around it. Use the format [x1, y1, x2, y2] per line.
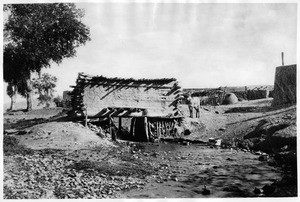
[2, 2, 298, 104]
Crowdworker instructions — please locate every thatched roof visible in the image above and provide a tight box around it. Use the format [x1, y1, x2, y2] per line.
[73, 72, 177, 88]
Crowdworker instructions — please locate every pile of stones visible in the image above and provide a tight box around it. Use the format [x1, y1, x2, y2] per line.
[4, 153, 146, 199]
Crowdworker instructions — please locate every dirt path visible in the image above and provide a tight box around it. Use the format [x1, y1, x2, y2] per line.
[116, 143, 283, 198]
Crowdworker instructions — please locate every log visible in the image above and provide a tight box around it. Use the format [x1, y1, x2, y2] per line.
[84, 107, 88, 127]
[144, 117, 149, 142]
[109, 116, 117, 141]
[148, 122, 153, 140]
[130, 118, 134, 136]
[158, 121, 161, 139]
[166, 121, 170, 136]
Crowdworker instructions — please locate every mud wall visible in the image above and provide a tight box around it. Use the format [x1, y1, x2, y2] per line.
[83, 84, 177, 116]
[272, 65, 296, 106]
[246, 90, 270, 100]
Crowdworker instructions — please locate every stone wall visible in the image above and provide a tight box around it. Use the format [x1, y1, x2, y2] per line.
[272, 65, 296, 106]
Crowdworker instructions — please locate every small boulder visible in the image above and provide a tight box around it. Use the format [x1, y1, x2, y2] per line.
[262, 184, 276, 195]
[202, 185, 210, 195]
[258, 154, 268, 161]
[4, 129, 19, 135]
[253, 187, 262, 195]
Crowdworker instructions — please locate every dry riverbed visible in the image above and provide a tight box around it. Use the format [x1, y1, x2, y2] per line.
[4, 140, 293, 199]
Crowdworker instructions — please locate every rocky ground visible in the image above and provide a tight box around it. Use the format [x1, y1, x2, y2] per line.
[3, 98, 298, 198]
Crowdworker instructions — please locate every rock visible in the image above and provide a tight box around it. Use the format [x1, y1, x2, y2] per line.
[67, 193, 76, 198]
[79, 191, 85, 196]
[219, 127, 226, 131]
[202, 185, 210, 195]
[262, 184, 276, 195]
[223, 185, 242, 192]
[258, 154, 268, 161]
[267, 158, 277, 166]
[282, 114, 292, 119]
[68, 172, 76, 178]
[151, 152, 159, 157]
[253, 187, 262, 195]
[4, 129, 19, 134]
[215, 139, 222, 146]
[203, 107, 210, 111]
[182, 141, 189, 146]
[270, 124, 296, 149]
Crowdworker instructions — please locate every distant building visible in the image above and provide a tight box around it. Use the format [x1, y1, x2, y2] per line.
[272, 64, 296, 106]
[63, 91, 72, 101]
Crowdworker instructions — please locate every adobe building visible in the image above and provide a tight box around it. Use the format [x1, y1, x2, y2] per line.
[70, 72, 183, 142]
[272, 64, 296, 106]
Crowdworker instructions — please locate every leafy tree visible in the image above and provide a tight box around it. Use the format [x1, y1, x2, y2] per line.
[6, 83, 17, 111]
[4, 44, 32, 111]
[32, 73, 57, 108]
[4, 3, 91, 110]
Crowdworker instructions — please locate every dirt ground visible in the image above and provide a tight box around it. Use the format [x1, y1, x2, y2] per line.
[3, 98, 297, 199]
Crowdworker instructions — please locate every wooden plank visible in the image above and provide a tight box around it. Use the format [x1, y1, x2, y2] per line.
[158, 121, 161, 140]
[166, 121, 170, 136]
[111, 116, 117, 141]
[108, 115, 112, 139]
[130, 118, 134, 136]
[118, 117, 122, 130]
[148, 122, 153, 140]
[156, 121, 159, 140]
[170, 121, 175, 136]
[109, 115, 117, 141]
[144, 117, 149, 142]
[84, 107, 88, 127]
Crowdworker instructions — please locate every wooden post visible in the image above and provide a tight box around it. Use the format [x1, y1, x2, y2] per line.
[156, 121, 160, 139]
[281, 52, 284, 66]
[166, 121, 170, 136]
[130, 118, 134, 136]
[108, 115, 112, 138]
[84, 106, 88, 127]
[144, 117, 149, 142]
[148, 121, 153, 141]
[109, 115, 117, 141]
[118, 117, 122, 133]
[158, 121, 161, 140]
[170, 121, 174, 136]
